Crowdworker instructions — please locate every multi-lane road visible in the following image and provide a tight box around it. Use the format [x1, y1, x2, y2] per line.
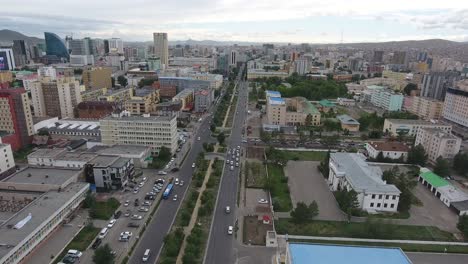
[204, 72, 248, 263]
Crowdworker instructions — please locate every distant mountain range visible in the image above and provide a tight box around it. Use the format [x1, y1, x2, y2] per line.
[0, 29, 44, 45]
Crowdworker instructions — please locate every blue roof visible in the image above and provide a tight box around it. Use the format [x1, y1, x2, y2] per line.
[266, 90, 281, 95]
[289, 243, 412, 264]
[269, 97, 285, 105]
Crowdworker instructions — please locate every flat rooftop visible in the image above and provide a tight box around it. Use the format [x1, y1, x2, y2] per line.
[27, 148, 66, 159]
[101, 114, 176, 122]
[95, 145, 150, 156]
[56, 152, 98, 162]
[367, 141, 410, 152]
[289, 243, 412, 264]
[2, 167, 82, 186]
[89, 155, 120, 167]
[386, 119, 451, 126]
[421, 128, 460, 139]
[337, 114, 360, 125]
[269, 97, 285, 105]
[0, 183, 89, 260]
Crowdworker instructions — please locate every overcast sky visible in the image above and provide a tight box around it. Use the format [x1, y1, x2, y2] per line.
[2, 0, 468, 43]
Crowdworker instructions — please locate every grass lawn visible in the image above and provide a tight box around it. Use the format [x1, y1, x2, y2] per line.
[217, 146, 226, 153]
[225, 95, 238, 127]
[289, 239, 468, 254]
[53, 225, 99, 263]
[267, 164, 292, 212]
[90, 198, 120, 220]
[245, 161, 267, 188]
[281, 150, 327, 161]
[275, 219, 455, 241]
[13, 145, 35, 162]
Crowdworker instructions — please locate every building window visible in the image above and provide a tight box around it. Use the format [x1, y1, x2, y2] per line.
[392, 195, 396, 200]
[370, 203, 374, 207]
[390, 204, 395, 208]
[377, 203, 381, 208]
[384, 203, 388, 208]
[378, 195, 382, 199]
[386, 195, 389, 199]
[371, 194, 375, 199]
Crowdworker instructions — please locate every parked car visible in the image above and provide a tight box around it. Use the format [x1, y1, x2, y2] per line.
[225, 206, 230, 213]
[131, 215, 143, 220]
[138, 207, 149, 212]
[128, 222, 140, 228]
[91, 239, 102, 249]
[158, 171, 167, 175]
[173, 194, 178, 201]
[124, 200, 130, 207]
[258, 199, 268, 204]
[107, 219, 117, 228]
[227, 226, 233, 235]
[114, 210, 122, 219]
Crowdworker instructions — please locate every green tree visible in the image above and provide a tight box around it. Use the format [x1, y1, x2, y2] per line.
[117, 75, 128, 87]
[458, 215, 468, 241]
[403, 83, 418, 96]
[318, 150, 330, 178]
[217, 132, 225, 145]
[83, 192, 96, 208]
[260, 130, 271, 144]
[453, 152, 468, 177]
[291, 201, 319, 223]
[93, 244, 115, 264]
[158, 146, 171, 161]
[335, 189, 359, 214]
[407, 144, 428, 166]
[210, 124, 216, 133]
[434, 157, 451, 177]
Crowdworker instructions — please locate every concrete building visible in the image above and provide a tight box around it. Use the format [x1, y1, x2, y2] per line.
[158, 77, 210, 94]
[418, 168, 468, 215]
[383, 119, 452, 136]
[370, 89, 404, 111]
[408, 96, 444, 120]
[82, 67, 112, 90]
[415, 128, 461, 164]
[38, 119, 101, 141]
[89, 155, 134, 190]
[169, 57, 216, 70]
[337, 97, 356, 106]
[194, 89, 213, 113]
[106, 38, 123, 54]
[0, 143, 15, 178]
[443, 79, 468, 128]
[0, 48, 16, 70]
[172, 89, 194, 111]
[153, 33, 168, 69]
[336, 114, 360, 132]
[187, 73, 223, 89]
[266, 92, 320, 127]
[365, 141, 409, 161]
[12, 40, 28, 67]
[69, 54, 94, 66]
[93, 145, 151, 168]
[0, 87, 34, 150]
[124, 86, 160, 115]
[247, 70, 289, 80]
[328, 153, 400, 213]
[421, 72, 462, 101]
[100, 111, 178, 154]
[80, 87, 133, 102]
[30, 77, 82, 119]
[147, 56, 161, 71]
[75, 101, 120, 119]
[0, 182, 89, 264]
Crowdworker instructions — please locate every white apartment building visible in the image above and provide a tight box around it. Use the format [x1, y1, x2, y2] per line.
[0, 143, 15, 177]
[169, 57, 216, 70]
[328, 153, 401, 213]
[415, 128, 462, 164]
[443, 79, 468, 128]
[370, 89, 404, 111]
[409, 96, 444, 120]
[100, 111, 178, 154]
[365, 141, 409, 161]
[383, 119, 452, 136]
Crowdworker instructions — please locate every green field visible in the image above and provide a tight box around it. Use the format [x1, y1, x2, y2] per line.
[267, 165, 292, 212]
[280, 150, 327, 161]
[276, 219, 455, 241]
[53, 225, 99, 263]
[89, 198, 120, 220]
[245, 161, 267, 188]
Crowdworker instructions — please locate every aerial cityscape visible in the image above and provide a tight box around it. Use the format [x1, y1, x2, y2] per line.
[1, 3, 468, 264]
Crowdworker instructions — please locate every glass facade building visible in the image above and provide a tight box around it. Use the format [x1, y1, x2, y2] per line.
[44, 32, 69, 60]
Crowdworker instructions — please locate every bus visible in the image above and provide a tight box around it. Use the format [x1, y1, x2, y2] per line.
[162, 184, 174, 199]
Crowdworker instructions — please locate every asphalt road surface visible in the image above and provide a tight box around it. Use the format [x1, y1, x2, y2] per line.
[204, 73, 248, 263]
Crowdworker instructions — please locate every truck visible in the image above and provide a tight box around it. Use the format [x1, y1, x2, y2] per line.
[162, 184, 174, 199]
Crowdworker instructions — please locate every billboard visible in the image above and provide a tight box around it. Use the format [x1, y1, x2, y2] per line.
[0, 51, 9, 71]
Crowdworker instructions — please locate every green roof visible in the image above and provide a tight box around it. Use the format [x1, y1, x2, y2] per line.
[319, 99, 335, 107]
[303, 99, 320, 115]
[419, 171, 450, 188]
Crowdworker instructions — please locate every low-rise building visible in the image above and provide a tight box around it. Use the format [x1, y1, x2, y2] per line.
[124, 86, 160, 114]
[408, 96, 444, 120]
[328, 153, 400, 213]
[318, 99, 335, 113]
[370, 89, 404, 111]
[336, 114, 360, 132]
[75, 101, 120, 119]
[383, 119, 452, 136]
[415, 128, 461, 164]
[89, 155, 134, 190]
[93, 145, 151, 168]
[172, 89, 194, 111]
[365, 141, 409, 161]
[194, 89, 212, 113]
[247, 70, 289, 80]
[337, 97, 356, 106]
[266, 92, 320, 128]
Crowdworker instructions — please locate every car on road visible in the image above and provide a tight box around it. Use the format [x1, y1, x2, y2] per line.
[91, 238, 102, 249]
[225, 206, 230, 213]
[124, 210, 131, 217]
[173, 194, 178, 201]
[133, 188, 139, 194]
[197, 137, 201, 141]
[131, 215, 143, 220]
[142, 249, 151, 262]
[143, 201, 151, 206]
[128, 222, 140, 228]
[226, 159, 230, 164]
[107, 219, 117, 228]
[114, 210, 122, 219]
[235, 162, 239, 167]
[175, 178, 179, 185]
[237, 145, 240, 149]
[192, 162, 196, 168]
[227, 226, 233, 235]
[230, 161, 234, 165]
[242, 139, 247, 143]
[171, 167, 179, 172]
[119, 231, 133, 242]
[258, 199, 268, 204]
[66, 249, 83, 258]
[124, 200, 130, 207]
[138, 182, 144, 188]
[98, 227, 109, 239]
[158, 171, 167, 175]
[138, 207, 149, 212]
[236, 157, 239, 162]
[230, 166, 234, 171]
[155, 179, 165, 184]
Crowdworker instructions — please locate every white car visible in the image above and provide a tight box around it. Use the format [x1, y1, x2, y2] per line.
[230, 166, 234, 171]
[237, 146, 240, 149]
[230, 161, 234, 165]
[133, 189, 139, 194]
[120, 231, 133, 237]
[242, 139, 247, 143]
[173, 194, 178, 201]
[236, 157, 239, 162]
[107, 219, 117, 228]
[225, 206, 230, 213]
[192, 163, 196, 168]
[138, 207, 149, 212]
[226, 159, 230, 164]
[124, 200, 130, 207]
[143, 201, 151, 206]
[258, 199, 268, 204]
[180, 180, 184, 186]
[66, 249, 83, 258]
[131, 215, 143, 220]
[235, 162, 239, 167]
[158, 171, 167, 175]
[138, 182, 144, 188]
[175, 178, 179, 185]
[197, 137, 201, 141]
[227, 226, 233, 235]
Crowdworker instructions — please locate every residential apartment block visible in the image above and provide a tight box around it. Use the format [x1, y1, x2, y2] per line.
[82, 66, 112, 90]
[266, 91, 320, 128]
[408, 96, 444, 120]
[100, 111, 178, 154]
[415, 128, 461, 164]
[443, 79, 468, 128]
[370, 89, 404, 111]
[383, 119, 452, 136]
[0, 143, 15, 178]
[328, 153, 400, 213]
[124, 86, 160, 114]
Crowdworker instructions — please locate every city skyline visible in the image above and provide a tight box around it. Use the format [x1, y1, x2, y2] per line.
[2, 0, 468, 43]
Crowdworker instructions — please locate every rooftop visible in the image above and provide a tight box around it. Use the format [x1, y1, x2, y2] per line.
[300, 98, 320, 115]
[386, 119, 451, 126]
[331, 153, 400, 194]
[337, 114, 360, 125]
[420, 128, 460, 139]
[266, 90, 281, 98]
[419, 170, 449, 188]
[289, 243, 412, 264]
[269, 97, 285, 105]
[89, 155, 120, 167]
[94, 145, 150, 156]
[2, 167, 82, 186]
[102, 113, 176, 122]
[319, 99, 335, 107]
[27, 148, 66, 159]
[367, 141, 410, 152]
[0, 183, 89, 260]
[56, 152, 98, 162]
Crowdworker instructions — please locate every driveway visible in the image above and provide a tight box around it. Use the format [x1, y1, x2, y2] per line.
[285, 161, 345, 221]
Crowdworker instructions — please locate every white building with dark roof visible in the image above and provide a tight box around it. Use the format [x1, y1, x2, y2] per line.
[328, 153, 401, 213]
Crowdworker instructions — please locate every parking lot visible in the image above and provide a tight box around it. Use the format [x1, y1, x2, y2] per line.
[245, 188, 270, 215]
[284, 161, 345, 221]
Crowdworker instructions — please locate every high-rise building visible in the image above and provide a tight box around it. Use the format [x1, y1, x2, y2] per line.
[0, 48, 16, 70]
[372, 50, 384, 63]
[147, 56, 161, 71]
[230, 50, 237, 66]
[12, 40, 28, 67]
[443, 79, 468, 128]
[0, 142, 15, 177]
[294, 58, 310, 75]
[153, 33, 168, 69]
[0, 87, 34, 150]
[421, 72, 462, 101]
[391, 51, 407, 65]
[30, 77, 82, 118]
[44, 32, 69, 60]
[106, 38, 123, 54]
[100, 111, 178, 154]
[82, 67, 112, 90]
[408, 96, 444, 120]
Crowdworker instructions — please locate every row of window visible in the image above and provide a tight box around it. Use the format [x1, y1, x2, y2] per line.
[369, 202, 395, 209]
[369, 194, 398, 200]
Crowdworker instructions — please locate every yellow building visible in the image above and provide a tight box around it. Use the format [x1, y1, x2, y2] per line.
[124, 87, 160, 114]
[409, 96, 444, 120]
[266, 91, 320, 127]
[82, 67, 112, 90]
[0, 71, 13, 83]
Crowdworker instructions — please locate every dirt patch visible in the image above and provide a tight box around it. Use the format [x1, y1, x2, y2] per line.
[243, 216, 273, 245]
[245, 160, 267, 188]
[246, 146, 265, 160]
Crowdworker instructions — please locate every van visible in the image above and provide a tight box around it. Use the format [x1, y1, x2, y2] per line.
[142, 249, 151, 262]
[98, 227, 109, 239]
